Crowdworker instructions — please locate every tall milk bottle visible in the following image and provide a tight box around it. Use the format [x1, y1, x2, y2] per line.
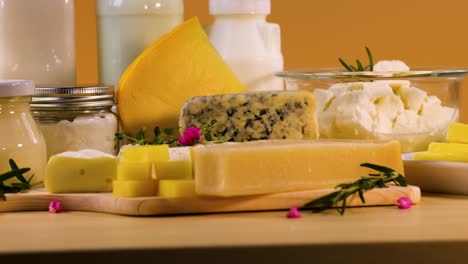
[97, 0, 184, 89]
[207, 0, 284, 91]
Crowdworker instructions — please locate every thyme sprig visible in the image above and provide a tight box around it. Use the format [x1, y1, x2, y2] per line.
[0, 159, 39, 201]
[115, 120, 230, 146]
[303, 163, 407, 215]
[339, 47, 374, 72]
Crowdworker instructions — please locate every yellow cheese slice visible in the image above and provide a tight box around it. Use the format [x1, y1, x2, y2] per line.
[112, 180, 158, 197]
[414, 151, 468, 162]
[447, 123, 468, 144]
[428, 142, 468, 154]
[118, 17, 247, 136]
[119, 145, 170, 162]
[192, 140, 404, 197]
[155, 160, 192, 180]
[158, 179, 196, 198]
[117, 161, 153, 181]
[45, 150, 118, 193]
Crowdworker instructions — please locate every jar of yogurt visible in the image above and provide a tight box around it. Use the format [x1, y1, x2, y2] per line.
[31, 86, 118, 159]
[0, 80, 47, 186]
[97, 0, 184, 88]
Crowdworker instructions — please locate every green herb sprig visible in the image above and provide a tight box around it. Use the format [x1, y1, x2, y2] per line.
[339, 47, 374, 72]
[0, 159, 39, 201]
[303, 163, 407, 215]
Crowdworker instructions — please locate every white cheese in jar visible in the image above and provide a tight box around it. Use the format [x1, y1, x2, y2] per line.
[31, 86, 118, 159]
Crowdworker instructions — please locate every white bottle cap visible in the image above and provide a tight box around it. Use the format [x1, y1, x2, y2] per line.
[209, 0, 271, 15]
[0, 80, 35, 97]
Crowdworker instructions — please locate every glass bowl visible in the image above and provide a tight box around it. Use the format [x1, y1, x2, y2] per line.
[276, 68, 468, 153]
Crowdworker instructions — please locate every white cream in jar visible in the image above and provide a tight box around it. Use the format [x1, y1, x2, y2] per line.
[31, 86, 118, 159]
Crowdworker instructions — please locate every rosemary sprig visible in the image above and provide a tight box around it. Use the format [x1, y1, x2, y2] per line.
[0, 159, 38, 201]
[339, 47, 374, 72]
[303, 163, 407, 215]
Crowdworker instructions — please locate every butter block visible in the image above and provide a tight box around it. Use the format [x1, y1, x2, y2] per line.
[155, 160, 192, 180]
[158, 179, 196, 198]
[414, 151, 468, 163]
[192, 140, 404, 197]
[447, 123, 468, 144]
[119, 145, 170, 162]
[179, 91, 319, 142]
[113, 180, 158, 197]
[45, 149, 118, 193]
[117, 161, 153, 181]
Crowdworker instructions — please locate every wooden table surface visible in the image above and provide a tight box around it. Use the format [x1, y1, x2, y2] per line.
[2, 193, 468, 263]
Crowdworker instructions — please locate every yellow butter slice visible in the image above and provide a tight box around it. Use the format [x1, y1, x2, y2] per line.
[158, 179, 196, 198]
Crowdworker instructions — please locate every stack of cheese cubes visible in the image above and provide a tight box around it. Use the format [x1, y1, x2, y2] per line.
[113, 145, 196, 198]
[414, 123, 468, 162]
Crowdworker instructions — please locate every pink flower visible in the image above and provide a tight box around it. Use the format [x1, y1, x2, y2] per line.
[49, 199, 63, 213]
[286, 207, 301, 219]
[397, 196, 413, 209]
[178, 127, 203, 146]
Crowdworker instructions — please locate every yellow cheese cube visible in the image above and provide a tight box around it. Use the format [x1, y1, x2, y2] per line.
[117, 161, 153, 181]
[428, 142, 468, 154]
[447, 123, 468, 144]
[414, 151, 468, 162]
[155, 160, 192, 180]
[192, 140, 404, 197]
[112, 180, 158, 197]
[158, 179, 196, 198]
[45, 150, 118, 193]
[119, 145, 169, 162]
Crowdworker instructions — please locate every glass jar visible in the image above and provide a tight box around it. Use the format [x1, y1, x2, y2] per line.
[0, 80, 47, 186]
[0, 0, 75, 86]
[97, 0, 184, 88]
[31, 86, 118, 159]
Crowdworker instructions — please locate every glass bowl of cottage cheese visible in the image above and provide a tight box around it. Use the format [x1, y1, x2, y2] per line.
[277, 61, 468, 152]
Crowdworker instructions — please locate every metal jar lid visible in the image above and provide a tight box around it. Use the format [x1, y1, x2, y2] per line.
[30, 85, 115, 110]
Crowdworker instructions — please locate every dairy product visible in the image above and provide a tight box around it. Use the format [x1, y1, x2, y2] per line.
[192, 139, 403, 197]
[45, 149, 118, 193]
[119, 145, 170, 163]
[0, 0, 75, 85]
[315, 81, 456, 152]
[97, 0, 184, 88]
[373, 60, 410, 72]
[158, 179, 196, 198]
[155, 160, 192, 180]
[117, 17, 247, 136]
[0, 81, 47, 186]
[113, 180, 158, 197]
[207, 0, 284, 91]
[446, 123, 468, 144]
[117, 161, 153, 181]
[38, 113, 118, 159]
[179, 91, 319, 142]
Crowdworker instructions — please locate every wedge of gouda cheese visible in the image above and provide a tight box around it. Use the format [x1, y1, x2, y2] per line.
[192, 140, 404, 197]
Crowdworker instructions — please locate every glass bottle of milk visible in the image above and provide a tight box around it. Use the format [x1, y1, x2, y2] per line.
[0, 0, 76, 86]
[207, 0, 284, 91]
[97, 0, 184, 88]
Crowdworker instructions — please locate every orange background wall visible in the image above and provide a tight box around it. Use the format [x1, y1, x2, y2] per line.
[76, 0, 468, 121]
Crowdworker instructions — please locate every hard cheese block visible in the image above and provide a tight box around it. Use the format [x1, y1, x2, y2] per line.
[446, 123, 468, 144]
[192, 140, 404, 197]
[45, 150, 118, 193]
[118, 17, 247, 136]
[179, 91, 319, 142]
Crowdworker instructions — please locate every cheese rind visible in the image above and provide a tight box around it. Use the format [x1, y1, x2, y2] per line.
[179, 91, 319, 142]
[192, 140, 404, 197]
[45, 154, 118, 193]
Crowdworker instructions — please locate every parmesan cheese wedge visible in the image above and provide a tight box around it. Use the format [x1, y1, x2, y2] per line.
[192, 140, 404, 197]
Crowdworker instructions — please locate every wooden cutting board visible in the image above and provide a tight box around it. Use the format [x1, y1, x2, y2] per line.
[0, 186, 421, 216]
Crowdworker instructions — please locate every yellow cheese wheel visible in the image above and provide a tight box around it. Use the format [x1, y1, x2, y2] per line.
[118, 17, 247, 136]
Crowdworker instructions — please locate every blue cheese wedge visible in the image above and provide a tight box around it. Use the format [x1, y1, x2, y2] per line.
[179, 91, 319, 141]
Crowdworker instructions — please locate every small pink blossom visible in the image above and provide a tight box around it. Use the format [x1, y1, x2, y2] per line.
[49, 200, 63, 213]
[178, 127, 203, 146]
[397, 196, 413, 209]
[286, 207, 301, 219]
